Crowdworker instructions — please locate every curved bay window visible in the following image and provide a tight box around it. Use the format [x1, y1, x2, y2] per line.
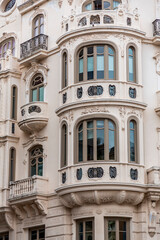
[0, 38, 15, 58]
[9, 147, 16, 182]
[129, 120, 137, 162]
[11, 85, 17, 120]
[128, 46, 136, 82]
[83, 0, 121, 11]
[33, 14, 44, 37]
[30, 145, 43, 177]
[61, 123, 68, 167]
[30, 74, 44, 102]
[62, 51, 68, 88]
[77, 118, 116, 163]
[77, 45, 116, 82]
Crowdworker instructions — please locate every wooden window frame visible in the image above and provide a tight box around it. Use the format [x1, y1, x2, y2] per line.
[128, 118, 138, 163]
[9, 147, 16, 182]
[105, 218, 130, 240]
[32, 14, 44, 37]
[30, 74, 44, 102]
[75, 118, 117, 163]
[76, 218, 94, 240]
[11, 85, 18, 120]
[62, 51, 68, 89]
[127, 45, 137, 83]
[0, 38, 15, 58]
[29, 226, 45, 240]
[61, 123, 68, 167]
[82, 0, 121, 11]
[76, 44, 116, 83]
[29, 145, 43, 177]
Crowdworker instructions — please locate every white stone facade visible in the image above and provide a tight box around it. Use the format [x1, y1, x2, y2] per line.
[0, 0, 160, 239]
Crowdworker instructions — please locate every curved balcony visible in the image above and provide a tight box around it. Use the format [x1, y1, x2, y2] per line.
[18, 102, 48, 134]
[56, 162, 145, 208]
[56, 81, 146, 115]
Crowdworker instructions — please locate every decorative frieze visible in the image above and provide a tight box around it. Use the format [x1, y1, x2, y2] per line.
[88, 167, 104, 178]
[90, 15, 100, 25]
[78, 17, 87, 27]
[77, 87, 83, 99]
[103, 15, 114, 24]
[88, 86, 103, 96]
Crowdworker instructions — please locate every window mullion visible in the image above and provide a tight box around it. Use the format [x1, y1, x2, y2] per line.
[116, 220, 119, 240]
[94, 120, 97, 161]
[84, 47, 87, 82]
[83, 121, 87, 162]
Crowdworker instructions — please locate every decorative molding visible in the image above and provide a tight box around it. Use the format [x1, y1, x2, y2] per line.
[130, 168, 138, 180]
[23, 135, 48, 148]
[88, 86, 103, 96]
[63, 92, 67, 104]
[77, 87, 83, 99]
[81, 107, 109, 115]
[12, 205, 24, 220]
[88, 167, 104, 178]
[109, 166, 117, 178]
[34, 200, 47, 215]
[62, 172, 66, 183]
[109, 85, 116, 96]
[4, 213, 14, 230]
[58, 0, 63, 8]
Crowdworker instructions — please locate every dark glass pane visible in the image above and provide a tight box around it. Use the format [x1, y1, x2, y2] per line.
[87, 57, 94, 80]
[5, 236, 9, 240]
[94, 0, 102, 10]
[108, 232, 116, 240]
[87, 121, 93, 128]
[87, 47, 93, 54]
[119, 232, 126, 240]
[31, 230, 37, 240]
[10, 159, 14, 181]
[79, 222, 83, 232]
[87, 129, 93, 160]
[12, 87, 16, 119]
[39, 229, 45, 239]
[4, 0, 16, 12]
[119, 221, 126, 231]
[31, 159, 36, 165]
[0, 237, 3, 240]
[79, 58, 83, 81]
[97, 126, 104, 160]
[79, 132, 83, 162]
[39, 86, 44, 101]
[130, 129, 135, 161]
[104, 1, 110, 9]
[31, 165, 36, 176]
[97, 46, 104, 54]
[109, 121, 115, 160]
[85, 233, 92, 240]
[79, 233, 83, 240]
[38, 162, 43, 176]
[79, 123, 83, 131]
[108, 220, 116, 231]
[86, 221, 92, 231]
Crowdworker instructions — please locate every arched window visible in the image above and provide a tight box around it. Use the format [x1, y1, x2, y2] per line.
[33, 15, 44, 37]
[61, 123, 68, 167]
[62, 51, 68, 88]
[77, 44, 116, 82]
[129, 120, 137, 162]
[30, 74, 44, 102]
[29, 145, 43, 177]
[128, 46, 136, 82]
[76, 118, 116, 162]
[0, 38, 15, 58]
[83, 0, 121, 11]
[11, 85, 18, 120]
[9, 148, 16, 182]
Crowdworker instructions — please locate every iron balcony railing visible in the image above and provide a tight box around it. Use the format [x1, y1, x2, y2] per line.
[20, 34, 48, 59]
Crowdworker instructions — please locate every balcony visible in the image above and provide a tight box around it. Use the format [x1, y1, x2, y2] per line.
[20, 34, 48, 65]
[9, 176, 48, 219]
[18, 102, 48, 134]
[56, 162, 145, 208]
[152, 19, 160, 45]
[56, 81, 146, 115]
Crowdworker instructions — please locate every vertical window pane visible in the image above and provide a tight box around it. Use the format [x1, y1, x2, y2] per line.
[113, 0, 120, 8]
[78, 124, 83, 162]
[40, 24, 44, 34]
[108, 220, 116, 240]
[130, 121, 136, 162]
[129, 56, 134, 81]
[11, 86, 16, 119]
[31, 230, 37, 240]
[31, 164, 36, 177]
[109, 55, 114, 79]
[119, 221, 127, 240]
[104, 1, 111, 9]
[38, 158, 43, 176]
[87, 56, 94, 80]
[32, 89, 37, 101]
[97, 46, 104, 79]
[79, 49, 83, 81]
[39, 86, 44, 101]
[97, 120, 104, 160]
[85, 3, 92, 10]
[39, 229, 45, 239]
[109, 121, 115, 160]
[87, 121, 93, 160]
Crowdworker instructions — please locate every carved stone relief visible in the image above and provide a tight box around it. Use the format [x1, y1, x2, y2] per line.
[28, 105, 41, 114]
[63, 93, 67, 104]
[130, 168, 138, 180]
[129, 87, 136, 99]
[77, 87, 83, 99]
[109, 166, 117, 178]
[62, 172, 66, 183]
[88, 167, 104, 178]
[88, 86, 103, 96]
[76, 168, 82, 180]
[109, 85, 116, 96]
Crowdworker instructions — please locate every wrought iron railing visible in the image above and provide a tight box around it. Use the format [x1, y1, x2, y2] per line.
[20, 34, 48, 59]
[153, 19, 160, 36]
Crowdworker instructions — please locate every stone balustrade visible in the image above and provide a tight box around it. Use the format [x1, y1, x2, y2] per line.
[18, 101, 48, 133]
[9, 176, 48, 199]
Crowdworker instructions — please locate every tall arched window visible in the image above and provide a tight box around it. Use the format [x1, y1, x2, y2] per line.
[129, 120, 137, 162]
[83, 0, 121, 11]
[62, 52, 68, 88]
[30, 74, 44, 102]
[9, 148, 16, 182]
[33, 15, 44, 37]
[61, 123, 68, 167]
[0, 38, 15, 58]
[128, 46, 136, 82]
[76, 118, 116, 163]
[11, 85, 18, 120]
[29, 145, 43, 177]
[77, 44, 116, 82]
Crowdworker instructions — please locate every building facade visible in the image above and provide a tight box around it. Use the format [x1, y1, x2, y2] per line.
[0, 0, 160, 239]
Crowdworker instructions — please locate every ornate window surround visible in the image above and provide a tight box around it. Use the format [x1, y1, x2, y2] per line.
[30, 73, 44, 102]
[75, 41, 118, 83]
[0, 0, 16, 16]
[74, 114, 119, 164]
[29, 9, 47, 37]
[0, 33, 17, 58]
[23, 62, 48, 104]
[32, 14, 44, 37]
[29, 145, 44, 177]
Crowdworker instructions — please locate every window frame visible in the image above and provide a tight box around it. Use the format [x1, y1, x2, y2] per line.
[11, 85, 18, 120]
[128, 117, 139, 164]
[82, 0, 121, 12]
[29, 226, 45, 240]
[105, 218, 130, 240]
[76, 218, 94, 240]
[29, 145, 44, 177]
[75, 116, 118, 164]
[0, 38, 15, 58]
[30, 73, 44, 102]
[61, 122, 68, 168]
[9, 147, 16, 182]
[0, 232, 9, 240]
[76, 44, 117, 83]
[62, 50, 68, 89]
[32, 14, 44, 37]
[127, 44, 137, 83]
